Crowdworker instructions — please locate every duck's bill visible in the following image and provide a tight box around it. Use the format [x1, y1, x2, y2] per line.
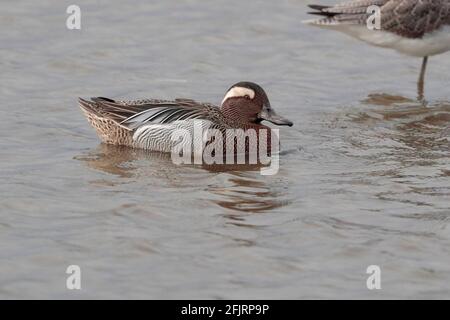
[258, 108, 293, 127]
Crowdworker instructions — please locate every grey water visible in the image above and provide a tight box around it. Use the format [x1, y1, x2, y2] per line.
[0, 0, 449, 299]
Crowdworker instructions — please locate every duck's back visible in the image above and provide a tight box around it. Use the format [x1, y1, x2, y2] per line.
[79, 97, 229, 152]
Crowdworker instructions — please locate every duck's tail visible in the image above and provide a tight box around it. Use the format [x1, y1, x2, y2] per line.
[78, 97, 134, 146]
[78, 97, 100, 116]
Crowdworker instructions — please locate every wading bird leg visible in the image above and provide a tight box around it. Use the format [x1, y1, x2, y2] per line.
[417, 56, 428, 101]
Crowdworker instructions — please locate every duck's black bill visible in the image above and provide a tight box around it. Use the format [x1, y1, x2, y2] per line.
[258, 108, 293, 127]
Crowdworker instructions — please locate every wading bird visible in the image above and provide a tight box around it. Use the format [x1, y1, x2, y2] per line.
[305, 0, 450, 99]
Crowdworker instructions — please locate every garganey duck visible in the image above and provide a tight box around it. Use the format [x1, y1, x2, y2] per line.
[79, 82, 293, 156]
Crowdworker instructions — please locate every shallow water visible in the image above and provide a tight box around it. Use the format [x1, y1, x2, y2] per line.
[1, 0, 449, 299]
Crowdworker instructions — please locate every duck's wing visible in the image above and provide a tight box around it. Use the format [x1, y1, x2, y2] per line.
[306, 0, 449, 38]
[79, 97, 225, 130]
[79, 97, 228, 151]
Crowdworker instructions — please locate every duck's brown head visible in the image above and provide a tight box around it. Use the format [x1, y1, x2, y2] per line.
[220, 82, 293, 127]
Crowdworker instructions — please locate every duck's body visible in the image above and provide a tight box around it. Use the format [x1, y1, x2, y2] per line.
[79, 82, 293, 156]
[305, 0, 450, 98]
[80, 97, 226, 151]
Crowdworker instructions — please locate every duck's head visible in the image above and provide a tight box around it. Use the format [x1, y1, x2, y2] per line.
[220, 82, 293, 127]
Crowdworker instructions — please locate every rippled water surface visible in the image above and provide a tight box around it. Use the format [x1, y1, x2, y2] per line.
[1, 0, 449, 299]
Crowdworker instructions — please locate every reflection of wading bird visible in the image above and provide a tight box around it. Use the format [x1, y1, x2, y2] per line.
[79, 82, 293, 158]
[305, 0, 450, 99]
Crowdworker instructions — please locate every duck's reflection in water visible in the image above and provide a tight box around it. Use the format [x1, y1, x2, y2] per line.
[74, 145, 143, 178]
[74, 144, 289, 215]
[208, 173, 287, 215]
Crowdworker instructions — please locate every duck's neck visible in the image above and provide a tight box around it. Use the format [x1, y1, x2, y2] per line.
[240, 122, 270, 132]
[220, 103, 268, 130]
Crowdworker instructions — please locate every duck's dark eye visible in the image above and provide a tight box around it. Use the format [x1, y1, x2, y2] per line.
[244, 95, 251, 99]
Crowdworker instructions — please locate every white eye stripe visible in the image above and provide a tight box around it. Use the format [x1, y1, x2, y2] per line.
[221, 87, 255, 105]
